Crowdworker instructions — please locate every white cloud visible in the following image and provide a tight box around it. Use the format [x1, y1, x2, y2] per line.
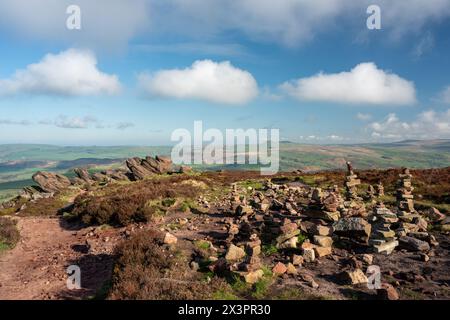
[299, 134, 347, 142]
[357, 112, 372, 121]
[0, 49, 121, 97]
[147, 1, 450, 47]
[0, 0, 150, 50]
[39, 115, 134, 130]
[2, 1, 449, 49]
[280, 62, 416, 105]
[139, 60, 258, 105]
[369, 109, 450, 140]
[53, 115, 98, 129]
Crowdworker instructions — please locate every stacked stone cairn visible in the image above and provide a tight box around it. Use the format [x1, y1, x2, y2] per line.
[375, 181, 385, 197]
[305, 188, 341, 222]
[396, 168, 416, 218]
[224, 220, 265, 284]
[369, 202, 399, 254]
[394, 168, 438, 252]
[261, 216, 300, 250]
[342, 162, 367, 217]
[345, 162, 361, 200]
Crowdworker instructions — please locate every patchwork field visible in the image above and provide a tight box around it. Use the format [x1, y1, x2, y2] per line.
[0, 140, 449, 202]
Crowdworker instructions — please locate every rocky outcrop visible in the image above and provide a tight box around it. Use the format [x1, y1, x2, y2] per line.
[32, 171, 71, 193]
[126, 156, 173, 180]
[74, 168, 93, 183]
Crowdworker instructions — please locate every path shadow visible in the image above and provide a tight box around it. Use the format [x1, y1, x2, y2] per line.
[55, 253, 115, 300]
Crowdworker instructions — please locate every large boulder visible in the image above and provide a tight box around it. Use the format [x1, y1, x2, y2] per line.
[399, 236, 430, 252]
[74, 168, 93, 183]
[126, 157, 152, 180]
[102, 169, 129, 181]
[126, 156, 173, 180]
[32, 171, 71, 193]
[333, 217, 371, 243]
[142, 156, 173, 174]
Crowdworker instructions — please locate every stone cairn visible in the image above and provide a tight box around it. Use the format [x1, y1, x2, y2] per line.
[393, 168, 438, 250]
[375, 181, 385, 197]
[342, 162, 367, 217]
[223, 220, 265, 284]
[396, 168, 415, 218]
[261, 216, 299, 250]
[369, 202, 399, 254]
[306, 188, 341, 222]
[344, 162, 361, 200]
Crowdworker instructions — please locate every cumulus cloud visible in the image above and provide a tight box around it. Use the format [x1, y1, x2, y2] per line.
[369, 109, 450, 140]
[0, 49, 121, 97]
[280, 62, 416, 105]
[356, 113, 372, 121]
[139, 60, 258, 105]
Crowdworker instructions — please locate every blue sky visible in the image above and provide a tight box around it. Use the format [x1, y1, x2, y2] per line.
[0, 0, 450, 145]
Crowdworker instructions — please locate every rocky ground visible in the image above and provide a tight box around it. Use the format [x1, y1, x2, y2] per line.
[0, 158, 449, 300]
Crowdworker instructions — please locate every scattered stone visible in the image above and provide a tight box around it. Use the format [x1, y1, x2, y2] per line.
[272, 262, 287, 275]
[292, 254, 304, 266]
[340, 269, 368, 285]
[286, 263, 297, 275]
[362, 254, 374, 265]
[190, 261, 200, 271]
[242, 269, 264, 284]
[425, 207, 446, 222]
[314, 246, 332, 257]
[225, 244, 246, 262]
[313, 235, 333, 248]
[399, 236, 430, 252]
[163, 232, 178, 245]
[373, 240, 399, 255]
[377, 283, 399, 300]
[302, 248, 316, 263]
[333, 217, 371, 243]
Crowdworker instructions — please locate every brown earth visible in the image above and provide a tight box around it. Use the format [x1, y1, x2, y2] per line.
[0, 169, 449, 300]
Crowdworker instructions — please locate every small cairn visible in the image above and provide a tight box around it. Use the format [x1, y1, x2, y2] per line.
[344, 161, 362, 200]
[305, 188, 341, 221]
[396, 168, 415, 218]
[369, 202, 399, 255]
[262, 216, 299, 249]
[342, 162, 367, 217]
[375, 181, 385, 197]
[240, 234, 262, 272]
[367, 185, 376, 202]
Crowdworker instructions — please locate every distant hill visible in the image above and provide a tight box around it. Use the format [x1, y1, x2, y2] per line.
[0, 140, 449, 201]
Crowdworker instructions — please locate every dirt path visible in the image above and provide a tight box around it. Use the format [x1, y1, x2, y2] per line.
[0, 217, 112, 300]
